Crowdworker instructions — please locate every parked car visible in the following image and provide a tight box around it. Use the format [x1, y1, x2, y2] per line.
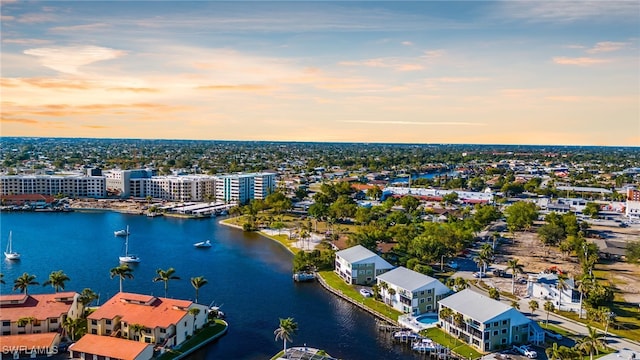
[473, 272, 481, 278]
[360, 288, 373, 297]
[513, 345, 537, 358]
[545, 330, 563, 340]
[493, 269, 506, 277]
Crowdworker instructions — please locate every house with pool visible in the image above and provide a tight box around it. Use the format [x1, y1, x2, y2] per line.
[438, 289, 544, 352]
[334, 245, 393, 285]
[376, 266, 451, 316]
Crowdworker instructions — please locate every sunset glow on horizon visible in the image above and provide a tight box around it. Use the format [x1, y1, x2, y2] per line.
[1, 1, 639, 146]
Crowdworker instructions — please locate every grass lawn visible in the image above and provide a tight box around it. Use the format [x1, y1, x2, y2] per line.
[537, 321, 574, 337]
[420, 327, 482, 359]
[157, 320, 227, 360]
[318, 271, 403, 322]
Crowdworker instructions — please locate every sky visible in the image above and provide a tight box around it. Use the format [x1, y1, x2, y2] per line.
[1, 1, 639, 146]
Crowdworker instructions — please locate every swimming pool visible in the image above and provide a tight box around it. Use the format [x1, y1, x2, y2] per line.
[416, 314, 439, 325]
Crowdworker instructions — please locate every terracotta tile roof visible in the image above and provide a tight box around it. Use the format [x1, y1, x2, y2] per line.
[0, 333, 58, 349]
[0, 294, 28, 302]
[70, 334, 152, 360]
[0, 292, 77, 322]
[88, 292, 191, 329]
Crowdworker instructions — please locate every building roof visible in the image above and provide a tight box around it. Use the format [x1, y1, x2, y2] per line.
[439, 289, 530, 326]
[0, 292, 77, 322]
[70, 334, 153, 359]
[376, 267, 450, 295]
[88, 292, 191, 329]
[1, 333, 59, 350]
[335, 245, 393, 269]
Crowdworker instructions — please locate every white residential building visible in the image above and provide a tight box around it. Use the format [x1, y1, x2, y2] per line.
[0, 175, 106, 198]
[334, 245, 393, 285]
[376, 266, 450, 315]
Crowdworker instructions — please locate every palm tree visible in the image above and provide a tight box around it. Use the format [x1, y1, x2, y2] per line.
[387, 287, 396, 302]
[511, 300, 520, 309]
[190, 276, 208, 304]
[153, 267, 180, 298]
[13, 273, 39, 295]
[380, 281, 389, 303]
[528, 299, 539, 317]
[128, 323, 145, 341]
[488, 287, 500, 300]
[544, 300, 555, 328]
[453, 312, 464, 329]
[62, 316, 83, 341]
[546, 342, 562, 360]
[274, 317, 298, 355]
[577, 274, 593, 319]
[598, 307, 614, 344]
[43, 270, 71, 292]
[78, 288, 99, 308]
[576, 326, 605, 360]
[556, 274, 569, 309]
[17, 316, 37, 333]
[454, 277, 468, 291]
[109, 264, 134, 293]
[189, 307, 201, 331]
[506, 258, 525, 294]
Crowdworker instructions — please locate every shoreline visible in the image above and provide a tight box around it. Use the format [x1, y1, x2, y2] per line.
[218, 218, 398, 327]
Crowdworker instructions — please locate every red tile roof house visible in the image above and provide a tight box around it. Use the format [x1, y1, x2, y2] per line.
[69, 334, 154, 360]
[79, 292, 209, 357]
[0, 292, 82, 357]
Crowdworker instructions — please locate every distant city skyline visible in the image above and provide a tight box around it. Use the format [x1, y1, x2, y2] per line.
[1, 1, 638, 146]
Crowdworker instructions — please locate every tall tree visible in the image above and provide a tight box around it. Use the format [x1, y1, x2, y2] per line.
[274, 317, 298, 355]
[556, 274, 569, 309]
[129, 323, 145, 341]
[576, 326, 606, 360]
[507, 258, 525, 294]
[78, 288, 99, 307]
[528, 299, 539, 317]
[16, 316, 37, 334]
[43, 270, 71, 292]
[544, 300, 555, 328]
[189, 307, 201, 331]
[504, 201, 538, 232]
[109, 264, 134, 293]
[153, 267, 180, 298]
[190, 276, 208, 304]
[13, 273, 39, 295]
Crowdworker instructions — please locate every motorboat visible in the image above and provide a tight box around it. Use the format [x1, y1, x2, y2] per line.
[194, 240, 212, 248]
[412, 338, 437, 352]
[293, 272, 316, 282]
[393, 330, 421, 341]
[4, 231, 20, 260]
[119, 227, 140, 263]
[114, 228, 130, 237]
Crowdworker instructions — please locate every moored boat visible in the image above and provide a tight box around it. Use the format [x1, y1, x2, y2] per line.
[292, 272, 316, 282]
[194, 240, 212, 248]
[4, 231, 21, 260]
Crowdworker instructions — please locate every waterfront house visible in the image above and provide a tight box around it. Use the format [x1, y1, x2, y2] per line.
[438, 289, 544, 352]
[86, 292, 209, 349]
[69, 334, 154, 360]
[376, 267, 450, 315]
[334, 245, 393, 285]
[0, 292, 83, 336]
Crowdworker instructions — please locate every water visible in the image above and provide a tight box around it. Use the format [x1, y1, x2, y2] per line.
[0, 211, 425, 360]
[390, 171, 458, 184]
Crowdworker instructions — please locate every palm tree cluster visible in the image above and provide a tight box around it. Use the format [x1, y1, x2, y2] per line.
[546, 326, 607, 360]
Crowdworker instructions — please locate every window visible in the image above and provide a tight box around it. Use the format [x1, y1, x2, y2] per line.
[427, 297, 432, 302]
[493, 330, 498, 336]
[501, 338, 507, 344]
[50, 319, 57, 324]
[420, 299, 425, 304]
[160, 328, 166, 333]
[502, 320, 507, 325]
[106, 319, 112, 325]
[502, 329, 507, 334]
[486, 323, 491, 328]
[494, 322, 499, 326]
[91, 320, 97, 325]
[420, 291, 425, 295]
[515, 335, 519, 341]
[91, 329, 97, 334]
[2, 321, 9, 327]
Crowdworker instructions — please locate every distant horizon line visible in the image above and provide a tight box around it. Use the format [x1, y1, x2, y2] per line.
[1, 135, 638, 149]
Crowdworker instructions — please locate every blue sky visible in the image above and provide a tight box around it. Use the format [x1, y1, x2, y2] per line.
[1, 1, 638, 145]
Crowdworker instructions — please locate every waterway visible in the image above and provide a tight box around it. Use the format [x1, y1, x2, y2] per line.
[0, 211, 427, 360]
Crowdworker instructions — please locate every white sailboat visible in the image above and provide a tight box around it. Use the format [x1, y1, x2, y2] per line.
[119, 227, 140, 263]
[4, 231, 21, 260]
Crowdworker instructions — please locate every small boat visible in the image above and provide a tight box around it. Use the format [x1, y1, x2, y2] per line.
[4, 231, 21, 260]
[209, 302, 225, 318]
[293, 272, 316, 282]
[412, 338, 437, 352]
[393, 330, 421, 341]
[114, 228, 130, 237]
[119, 227, 140, 263]
[194, 240, 212, 248]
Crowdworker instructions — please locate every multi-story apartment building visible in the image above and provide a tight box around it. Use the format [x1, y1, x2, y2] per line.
[376, 267, 450, 315]
[438, 289, 543, 352]
[334, 245, 394, 285]
[104, 169, 154, 197]
[0, 292, 83, 336]
[86, 292, 209, 349]
[215, 172, 276, 204]
[0, 175, 106, 198]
